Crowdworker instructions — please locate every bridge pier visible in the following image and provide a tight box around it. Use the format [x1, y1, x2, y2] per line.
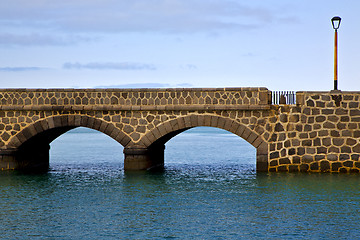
[0, 145, 50, 172]
[0, 149, 17, 170]
[124, 145, 165, 171]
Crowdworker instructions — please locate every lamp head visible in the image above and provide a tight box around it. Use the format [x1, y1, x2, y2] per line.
[331, 16, 341, 30]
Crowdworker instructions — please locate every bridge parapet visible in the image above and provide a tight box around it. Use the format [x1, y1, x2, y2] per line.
[0, 88, 270, 111]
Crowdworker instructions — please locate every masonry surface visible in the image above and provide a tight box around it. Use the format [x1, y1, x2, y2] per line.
[0, 88, 359, 173]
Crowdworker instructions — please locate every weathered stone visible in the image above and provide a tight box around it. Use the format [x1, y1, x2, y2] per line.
[274, 123, 284, 132]
[310, 162, 319, 171]
[323, 121, 335, 129]
[306, 99, 315, 107]
[279, 158, 290, 165]
[297, 147, 305, 156]
[320, 161, 330, 172]
[315, 116, 326, 122]
[280, 114, 288, 123]
[277, 166, 288, 171]
[270, 160, 278, 166]
[341, 146, 352, 153]
[333, 138, 344, 146]
[270, 152, 279, 159]
[327, 154, 338, 161]
[328, 147, 340, 153]
[331, 162, 342, 171]
[300, 164, 309, 172]
[317, 147, 327, 154]
[313, 138, 321, 146]
[339, 154, 350, 161]
[330, 130, 340, 137]
[302, 140, 312, 146]
[339, 168, 348, 173]
[355, 162, 360, 168]
[289, 165, 299, 172]
[343, 161, 354, 168]
[304, 124, 312, 131]
[315, 155, 325, 161]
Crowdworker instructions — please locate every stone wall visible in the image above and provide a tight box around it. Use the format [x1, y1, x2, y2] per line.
[268, 91, 360, 173]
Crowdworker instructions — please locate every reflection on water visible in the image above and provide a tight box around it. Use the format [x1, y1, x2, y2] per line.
[0, 127, 359, 239]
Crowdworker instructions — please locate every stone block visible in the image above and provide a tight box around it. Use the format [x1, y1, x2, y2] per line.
[184, 116, 192, 128]
[270, 151, 279, 159]
[289, 165, 299, 172]
[274, 123, 284, 132]
[92, 119, 102, 130]
[197, 115, 205, 126]
[252, 136, 263, 148]
[257, 142, 268, 155]
[333, 138, 344, 146]
[339, 168, 348, 173]
[339, 154, 350, 161]
[302, 155, 313, 163]
[292, 156, 301, 164]
[279, 158, 290, 165]
[203, 116, 211, 127]
[341, 146, 351, 153]
[331, 162, 342, 171]
[241, 128, 252, 140]
[297, 147, 305, 156]
[343, 161, 354, 168]
[269, 160, 278, 166]
[104, 123, 115, 136]
[277, 165, 288, 172]
[190, 115, 198, 127]
[210, 116, 219, 128]
[247, 132, 258, 144]
[217, 117, 226, 129]
[310, 162, 319, 171]
[300, 164, 309, 172]
[355, 161, 360, 168]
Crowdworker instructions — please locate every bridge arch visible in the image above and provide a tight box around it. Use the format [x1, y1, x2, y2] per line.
[8, 115, 131, 149]
[6, 115, 131, 172]
[130, 114, 268, 171]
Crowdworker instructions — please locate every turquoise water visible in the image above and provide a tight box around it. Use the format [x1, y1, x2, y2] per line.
[0, 127, 359, 239]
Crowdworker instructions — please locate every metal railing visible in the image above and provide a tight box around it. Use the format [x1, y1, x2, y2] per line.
[271, 91, 296, 105]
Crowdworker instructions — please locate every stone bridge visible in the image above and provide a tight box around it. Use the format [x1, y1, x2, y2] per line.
[0, 88, 360, 173]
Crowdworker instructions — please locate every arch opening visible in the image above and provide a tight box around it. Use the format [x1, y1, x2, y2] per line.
[16, 126, 76, 172]
[128, 115, 269, 172]
[164, 126, 256, 168]
[5, 115, 129, 172]
[50, 127, 124, 171]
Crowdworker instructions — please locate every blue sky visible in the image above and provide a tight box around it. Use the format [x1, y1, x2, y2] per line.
[0, 0, 359, 91]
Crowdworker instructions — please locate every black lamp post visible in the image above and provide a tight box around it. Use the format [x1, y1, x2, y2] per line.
[331, 16, 341, 90]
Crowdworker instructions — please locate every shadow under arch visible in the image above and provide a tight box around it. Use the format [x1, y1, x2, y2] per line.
[133, 114, 268, 172]
[7, 115, 131, 172]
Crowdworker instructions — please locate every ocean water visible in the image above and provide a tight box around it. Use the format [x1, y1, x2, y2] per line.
[0, 127, 359, 239]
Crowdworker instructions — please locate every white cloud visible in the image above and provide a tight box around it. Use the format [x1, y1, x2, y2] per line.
[63, 62, 157, 70]
[0, 66, 45, 72]
[0, 0, 293, 34]
[0, 33, 90, 46]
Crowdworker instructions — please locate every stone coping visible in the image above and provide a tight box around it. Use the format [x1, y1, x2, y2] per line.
[0, 104, 270, 111]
